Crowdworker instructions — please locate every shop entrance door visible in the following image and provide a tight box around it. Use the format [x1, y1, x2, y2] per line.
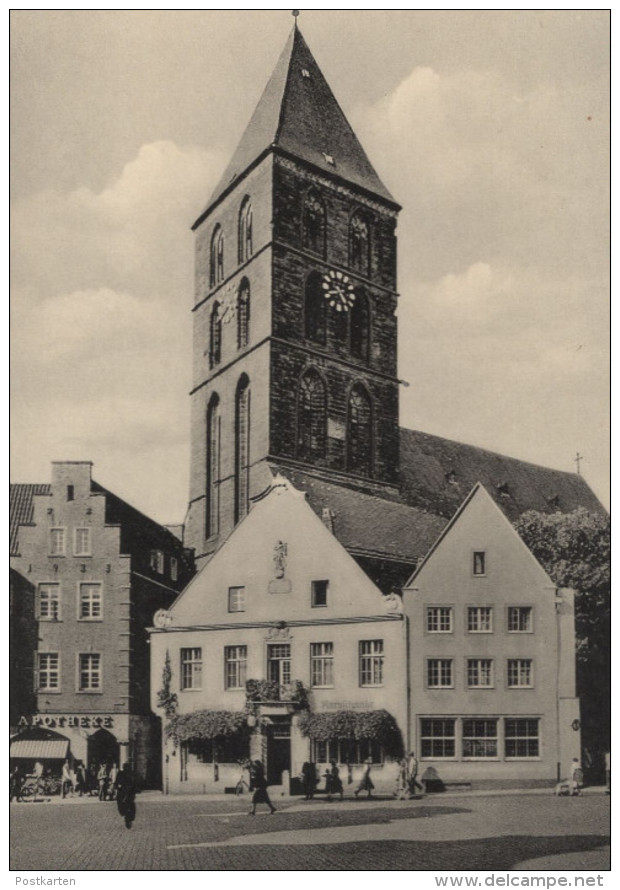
[87, 728, 119, 772]
[267, 723, 291, 786]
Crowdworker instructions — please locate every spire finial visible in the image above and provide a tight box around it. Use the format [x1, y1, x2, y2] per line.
[292, 10, 300, 27]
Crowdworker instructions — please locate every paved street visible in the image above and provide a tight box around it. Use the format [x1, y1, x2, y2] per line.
[10, 790, 610, 871]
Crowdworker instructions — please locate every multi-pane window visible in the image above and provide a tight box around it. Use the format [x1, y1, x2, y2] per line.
[349, 211, 370, 276]
[473, 551, 486, 575]
[228, 586, 245, 613]
[359, 640, 384, 686]
[304, 272, 326, 344]
[237, 281, 250, 349]
[38, 583, 60, 620]
[79, 583, 102, 620]
[206, 395, 220, 538]
[181, 648, 202, 690]
[209, 301, 222, 368]
[238, 197, 253, 264]
[426, 606, 453, 633]
[467, 658, 493, 688]
[150, 550, 165, 574]
[267, 644, 291, 685]
[420, 718, 456, 758]
[467, 606, 493, 633]
[310, 642, 334, 687]
[297, 370, 327, 461]
[49, 528, 65, 555]
[225, 646, 247, 689]
[210, 225, 224, 288]
[347, 385, 372, 476]
[311, 580, 328, 608]
[507, 606, 533, 633]
[427, 658, 453, 688]
[312, 738, 381, 764]
[38, 653, 60, 691]
[505, 718, 540, 758]
[78, 653, 101, 691]
[462, 719, 498, 758]
[74, 527, 91, 556]
[234, 377, 251, 523]
[507, 658, 533, 688]
[302, 190, 326, 255]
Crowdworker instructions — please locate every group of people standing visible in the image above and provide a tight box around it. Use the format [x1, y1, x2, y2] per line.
[299, 758, 381, 801]
[394, 752, 425, 800]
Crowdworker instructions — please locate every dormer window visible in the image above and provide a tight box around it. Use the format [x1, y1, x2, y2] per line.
[301, 68, 310, 78]
[150, 550, 165, 575]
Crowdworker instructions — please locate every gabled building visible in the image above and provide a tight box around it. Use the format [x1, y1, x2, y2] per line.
[183, 21, 603, 593]
[403, 483, 580, 787]
[10, 461, 194, 787]
[150, 476, 407, 795]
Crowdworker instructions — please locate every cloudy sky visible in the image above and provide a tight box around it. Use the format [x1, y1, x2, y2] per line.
[10, 9, 610, 523]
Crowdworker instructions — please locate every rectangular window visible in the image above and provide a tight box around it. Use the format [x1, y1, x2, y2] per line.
[150, 550, 165, 574]
[267, 644, 291, 685]
[427, 658, 453, 688]
[180, 648, 202, 690]
[38, 583, 61, 620]
[310, 642, 334, 687]
[38, 653, 60, 691]
[67, 485, 74, 501]
[359, 640, 384, 686]
[228, 586, 245, 613]
[505, 718, 540, 758]
[420, 718, 456, 758]
[78, 653, 101, 691]
[311, 580, 328, 608]
[473, 551, 486, 576]
[78, 583, 102, 620]
[311, 738, 382, 765]
[462, 719, 498, 758]
[49, 528, 65, 556]
[171, 557, 178, 582]
[507, 658, 533, 688]
[467, 658, 493, 688]
[507, 606, 533, 633]
[224, 645, 247, 689]
[74, 527, 91, 556]
[467, 606, 493, 633]
[426, 606, 453, 633]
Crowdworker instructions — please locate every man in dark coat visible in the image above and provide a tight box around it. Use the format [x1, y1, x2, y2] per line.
[115, 763, 137, 829]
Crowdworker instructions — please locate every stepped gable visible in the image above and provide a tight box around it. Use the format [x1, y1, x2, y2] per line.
[196, 24, 395, 225]
[399, 427, 605, 521]
[9, 484, 51, 556]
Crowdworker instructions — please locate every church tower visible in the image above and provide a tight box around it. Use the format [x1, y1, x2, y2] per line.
[185, 23, 401, 563]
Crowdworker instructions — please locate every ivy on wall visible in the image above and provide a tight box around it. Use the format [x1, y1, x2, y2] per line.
[298, 709, 403, 758]
[166, 710, 247, 746]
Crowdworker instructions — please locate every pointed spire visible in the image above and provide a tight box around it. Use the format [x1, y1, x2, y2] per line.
[194, 25, 396, 227]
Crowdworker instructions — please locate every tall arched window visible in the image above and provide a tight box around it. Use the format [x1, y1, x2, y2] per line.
[210, 225, 224, 288]
[297, 369, 327, 461]
[237, 279, 250, 349]
[206, 395, 220, 538]
[209, 301, 222, 368]
[347, 384, 372, 476]
[302, 190, 326, 256]
[238, 197, 253, 264]
[350, 289, 370, 361]
[349, 211, 370, 277]
[304, 271, 326, 345]
[235, 376, 251, 523]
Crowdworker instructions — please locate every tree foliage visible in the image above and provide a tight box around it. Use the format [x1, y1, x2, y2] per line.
[156, 650, 178, 719]
[515, 508, 610, 755]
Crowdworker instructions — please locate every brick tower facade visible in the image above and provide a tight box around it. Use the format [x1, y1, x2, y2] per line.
[185, 25, 401, 563]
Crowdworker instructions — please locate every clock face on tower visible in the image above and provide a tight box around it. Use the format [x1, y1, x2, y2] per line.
[322, 270, 356, 312]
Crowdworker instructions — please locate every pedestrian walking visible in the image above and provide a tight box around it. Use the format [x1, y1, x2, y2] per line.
[570, 757, 584, 796]
[354, 758, 374, 799]
[394, 757, 409, 799]
[10, 765, 24, 802]
[97, 762, 109, 801]
[325, 759, 344, 801]
[108, 763, 119, 800]
[61, 759, 73, 799]
[407, 751, 424, 796]
[115, 763, 137, 829]
[605, 751, 611, 794]
[74, 761, 87, 797]
[32, 760, 45, 802]
[248, 760, 276, 815]
[300, 761, 317, 800]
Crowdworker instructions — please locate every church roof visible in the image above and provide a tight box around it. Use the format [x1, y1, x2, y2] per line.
[398, 427, 605, 522]
[195, 25, 396, 226]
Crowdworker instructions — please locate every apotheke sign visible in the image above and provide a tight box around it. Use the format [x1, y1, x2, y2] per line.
[18, 714, 115, 730]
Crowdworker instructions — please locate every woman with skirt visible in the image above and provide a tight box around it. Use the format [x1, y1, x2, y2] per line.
[248, 760, 277, 815]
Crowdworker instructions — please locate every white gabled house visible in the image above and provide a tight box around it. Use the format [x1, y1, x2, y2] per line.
[403, 483, 581, 788]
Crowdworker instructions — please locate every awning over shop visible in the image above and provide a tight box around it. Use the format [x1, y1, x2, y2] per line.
[10, 739, 69, 760]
